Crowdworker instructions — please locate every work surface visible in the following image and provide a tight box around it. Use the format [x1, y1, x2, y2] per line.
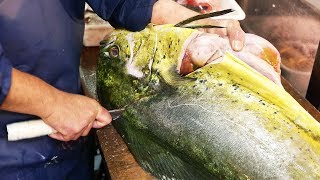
[80, 46, 320, 180]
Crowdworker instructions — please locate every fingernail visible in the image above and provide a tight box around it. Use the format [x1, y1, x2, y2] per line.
[232, 40, 243, 51]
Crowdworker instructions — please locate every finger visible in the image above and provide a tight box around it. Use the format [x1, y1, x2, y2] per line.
[49, 132, 68, 141]
[71, 133, 82, 141]
[81, 122, 93, 136]
[50, 130, 81, 141]
[227, 20, 245, 51]
[203, 19, 227, 36]
[93, 106, 112, 128]
[70, 127, 88, 140]
[206, 26, 226, 37]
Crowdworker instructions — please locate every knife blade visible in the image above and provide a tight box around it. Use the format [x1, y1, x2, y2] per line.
[7, 109, 124, 141]
[108, 108, 124, 120]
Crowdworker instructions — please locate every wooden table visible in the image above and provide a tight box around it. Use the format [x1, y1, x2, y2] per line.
[80, 46, 320, 180]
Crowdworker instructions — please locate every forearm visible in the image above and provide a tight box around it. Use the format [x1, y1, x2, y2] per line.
[151, 0, 199, 25]
[0, 68, 61, 119]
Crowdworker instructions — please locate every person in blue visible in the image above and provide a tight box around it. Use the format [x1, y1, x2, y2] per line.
[0, 0, 245, 179]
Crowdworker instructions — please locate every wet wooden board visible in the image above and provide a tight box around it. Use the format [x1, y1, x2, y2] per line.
[81, 46, 320, 180]
[96, 125, 154, 180]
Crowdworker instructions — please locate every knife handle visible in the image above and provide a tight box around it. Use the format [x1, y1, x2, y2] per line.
[7, 120, 56, 141]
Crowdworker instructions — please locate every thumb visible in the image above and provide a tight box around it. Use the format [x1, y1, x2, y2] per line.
[93, 106, 112, 128]
[227, 20, 245, 52]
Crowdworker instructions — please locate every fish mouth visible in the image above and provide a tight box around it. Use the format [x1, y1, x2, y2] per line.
[178, 33, 224, 76]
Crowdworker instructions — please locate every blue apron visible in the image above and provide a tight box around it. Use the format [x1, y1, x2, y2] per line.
[0, 0, 155, 179]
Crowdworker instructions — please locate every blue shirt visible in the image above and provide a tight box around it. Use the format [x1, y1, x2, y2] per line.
[0, 0, 155, 178]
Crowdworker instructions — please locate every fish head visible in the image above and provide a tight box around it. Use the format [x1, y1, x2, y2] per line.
[97, 24, 282, 109]
[97, 24, 204, 108]
[97, 26, 155, 108]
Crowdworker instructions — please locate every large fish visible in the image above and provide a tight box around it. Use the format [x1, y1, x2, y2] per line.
[97, 24, 320, 179]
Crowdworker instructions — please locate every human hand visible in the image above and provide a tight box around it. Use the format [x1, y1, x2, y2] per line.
[199, 19, 245, 51]
[173, 0, 245, 51]
[0, 69, 111, 142]
[152, 0, 245, 51]
[41, 92, 112, 141]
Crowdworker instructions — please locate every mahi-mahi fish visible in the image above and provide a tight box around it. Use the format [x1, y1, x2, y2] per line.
[97, 23, 320, 179]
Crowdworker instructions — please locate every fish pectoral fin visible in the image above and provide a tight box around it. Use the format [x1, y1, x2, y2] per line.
[160, 65, 195, 86]
[113, 114, 214, 179]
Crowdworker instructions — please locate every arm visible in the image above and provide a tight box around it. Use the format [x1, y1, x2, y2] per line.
[151, 0, 245, 51]
[86, 0, 157, 31]
[86, 0, 244, 50]
[0, 46, 111, 141]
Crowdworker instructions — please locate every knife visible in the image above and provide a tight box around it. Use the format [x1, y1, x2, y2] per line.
[6, 109, 124, 141]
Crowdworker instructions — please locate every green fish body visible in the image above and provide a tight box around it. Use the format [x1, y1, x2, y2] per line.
[97, 24, 320, 179]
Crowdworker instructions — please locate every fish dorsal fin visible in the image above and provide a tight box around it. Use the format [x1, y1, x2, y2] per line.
[221, 52, 320, 140]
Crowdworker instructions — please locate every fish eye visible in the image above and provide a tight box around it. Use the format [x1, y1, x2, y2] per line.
[109, 45, 119, 58]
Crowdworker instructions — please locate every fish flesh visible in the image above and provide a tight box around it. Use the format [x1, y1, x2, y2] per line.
[97, 24, 320, 179]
